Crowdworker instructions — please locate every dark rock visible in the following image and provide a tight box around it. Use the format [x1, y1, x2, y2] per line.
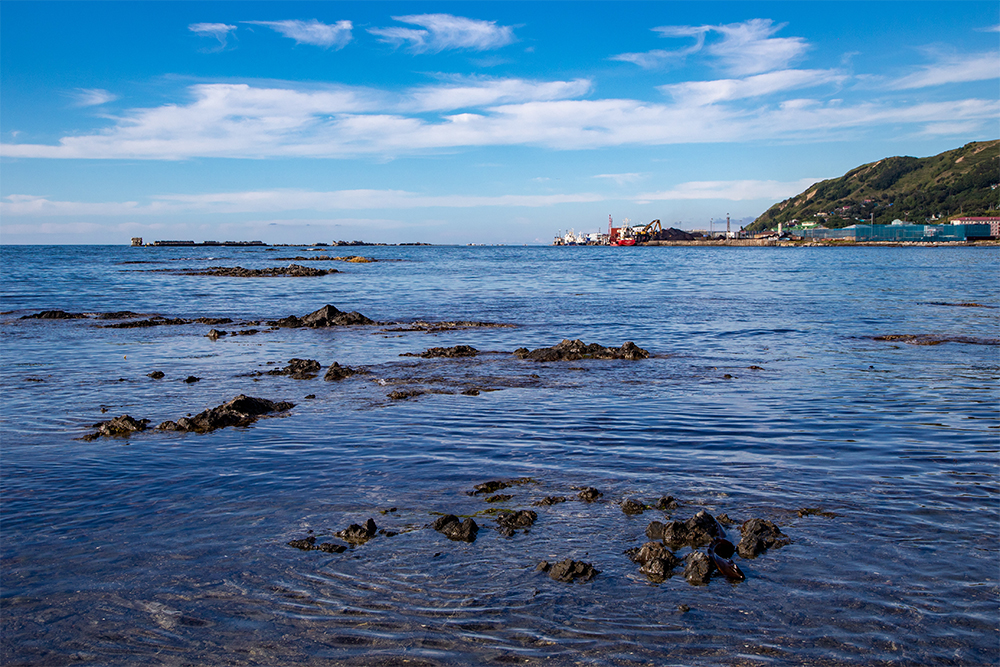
[737, 518, 791, 558]
[474, 480, 510, 495]
[238, 329, 259, 336]
[104, 317, 189, 329]
[401, 345, 479, 358]
[684, 551, 715, 585]
[304, 394, 316, 399]
[95, 311, 144, 320]
[645, 521, 665, 540]
[316, 542, 346, 553]
[336, 518, 378, 544]
[655, 496, 679, 510]
[21, 310, 87, 320]
[577, 487, 602, 502]
[514, 339, 649, 362]
[323, 362, 360, 381]
[485, 494, 513, 503]
[716, 513, 737, 525]
[432, 514, 478, 542]
[388, 389, 424, 400]
[661, 510, 723, 548]
[629, 541, 679, 567]
[184, 375, 200, 383]
[194, 317, 232, 325]
[641, 557, 679, 581]
[81, 414, 150, 441]
[155, 394, 294, 433]
[302, 304, 374, 327]
[534, 496, 568, 506]
[496, 509, 537, 534]
[621, 499, 646, 515]
[206, 329, 227, 340]
[538, 559, 599, 583]
[288, 536, 317, 550]
[188, 264, 333, 278]
[461, 388, 481, 396]
[267, 358, 321, 379]
[147, 371, 165, 379]
[678, 604, 691, 613]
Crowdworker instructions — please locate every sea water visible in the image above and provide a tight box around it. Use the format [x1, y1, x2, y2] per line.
[1, 244, 997, 665]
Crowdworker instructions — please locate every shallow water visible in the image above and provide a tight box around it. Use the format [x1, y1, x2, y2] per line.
[1, 244, 997, 666]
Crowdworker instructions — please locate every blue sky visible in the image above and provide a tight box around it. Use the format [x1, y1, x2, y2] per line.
[2, 1, 997, 245]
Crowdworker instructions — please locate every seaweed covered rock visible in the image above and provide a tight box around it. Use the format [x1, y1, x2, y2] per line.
[661, 510, 723, 548]
[324, 362, 361, 381]
[737, 518, 791, 558]
[514, 339, 649, 362]
[81, 414, 150, 441]
[157, 395, 294, 433]
[267, 358, 321, 379]
[432, 514, 478, 542]
[537, 559, 599, 583]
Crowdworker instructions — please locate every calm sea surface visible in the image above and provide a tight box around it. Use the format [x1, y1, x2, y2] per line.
[1, 244, 997, 666]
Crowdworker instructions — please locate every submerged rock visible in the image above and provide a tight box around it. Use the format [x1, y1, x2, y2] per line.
[324, 362, 361, 381]
[104, 317, 189, 329]
[432, 514, 478, 542]
[534, 496, 568, 506]
[401, 345, 479, 358]
[156, 394, 294, 433]
[474, 480, 510, 495]
[267, 358, 321, 379]
[206, 329, 227, 340]
[537, 559, 599, 583]
[387, 389, 424, 400]
[514, 339, 649, 362]
[147, 371, 165, 379]
[872, 334, 999, 346]
[737, 518, 791, 558]
[81, 414, 150, 441]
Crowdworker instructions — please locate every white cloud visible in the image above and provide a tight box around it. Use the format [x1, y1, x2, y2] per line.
[614, 19, 808, 75]
[369, 14, 515, 53]
[2, 79, 997, 160]
[406, 76, 591, 112]
[661, 69, 845, 105]
[1, 189, 606, 217]
[636, 178, 823, 202]
[243, 19, 352, 49]
[73, 88, 118, 107]
[593, 173, 644, 185]
[189, 22, 237, 48]
[889, 52, 1000, 89]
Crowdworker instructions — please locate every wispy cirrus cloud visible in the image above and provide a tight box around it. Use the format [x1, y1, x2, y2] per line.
[406, 76, 591, 112]
[613, 19, 808, 75]
[368, 14, 515, 53]
[660, 69, 846, 105]
[593, 173, 644, 185]
[189, 22, 237, 49]
[243, 19, 352, 49]
[889, 52, 1000, 89]
[72, 88, 118, 107]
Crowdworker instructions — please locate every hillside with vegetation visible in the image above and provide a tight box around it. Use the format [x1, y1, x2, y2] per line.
[748, 140, 999, 232]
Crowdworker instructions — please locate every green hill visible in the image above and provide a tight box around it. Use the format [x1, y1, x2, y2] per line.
[748, 140, 999, 232]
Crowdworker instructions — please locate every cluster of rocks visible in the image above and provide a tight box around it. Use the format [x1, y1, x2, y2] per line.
[276, 255, 377, 263]
[872, 334, 999, 346]
[104, 316, 232, 330]
[266, 358, 322, 380]
[82, 394, 294, 440]
[537, 559, 600, 583]
[384, 321, 515, 333]
[432, 515, 479, 542]
[20, 310, 147, 321]
[184, 264, 335, 277]
[514, 339, 649, 362]
[206, 328, 260, 340]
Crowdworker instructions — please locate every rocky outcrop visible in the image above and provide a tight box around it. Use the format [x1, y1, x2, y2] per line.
[496, 509, 537, 537]
[21, 310, 88, 320]
[267, 358, 321, 379]
[432, 515, 478, 542]
[81, 414, 150, 441]
[324, 362, 361, 381]
[737, 518, 791, 558]
[400, 345, 479, 358]
[660, 510, 724, 548]
[269, 304, 375, 328]
[514, 339, 649, 361]
[156, 395, 294, 433]
[336, 518, 378, 544]
[186, 264, 334, 277]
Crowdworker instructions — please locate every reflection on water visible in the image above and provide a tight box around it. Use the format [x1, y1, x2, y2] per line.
[1, 245, 998, 665]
